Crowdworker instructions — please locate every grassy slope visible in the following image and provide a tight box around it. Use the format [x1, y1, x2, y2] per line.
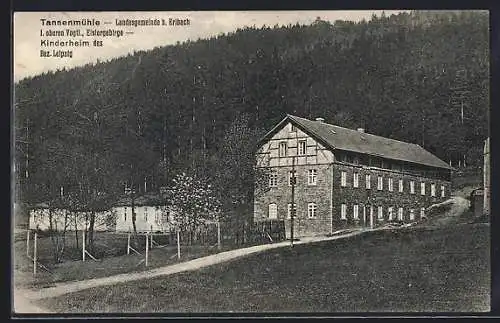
[13, 232, 236, 289]
[38, 223, 490, 313]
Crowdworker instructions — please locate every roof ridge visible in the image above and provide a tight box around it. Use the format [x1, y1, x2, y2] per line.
[285, 114, 452, 170]
[289, 114, 419, 147]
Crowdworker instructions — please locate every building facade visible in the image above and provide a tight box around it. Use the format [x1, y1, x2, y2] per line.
[254, 115, 453, 237]
[29, 202, 114, 232]
[113, 194, 173, 233]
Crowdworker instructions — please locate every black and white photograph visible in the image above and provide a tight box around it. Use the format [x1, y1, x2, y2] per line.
[12, 10, 490, 315]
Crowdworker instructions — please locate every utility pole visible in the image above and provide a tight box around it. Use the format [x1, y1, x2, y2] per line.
[162, 116, 167, 163]
[450, 68, 470, 169]
[421, 115, 425, 148]
[290, 156, 296, 247]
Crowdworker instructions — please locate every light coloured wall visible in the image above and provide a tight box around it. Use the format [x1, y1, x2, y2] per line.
[114, 205, 173, 232]
[29, 209, 113, 231]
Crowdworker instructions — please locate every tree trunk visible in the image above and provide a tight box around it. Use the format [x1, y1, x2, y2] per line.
[74, 213, 79, 250]
[88, 210, 96, 254]
[131, 193, 138, 248]
[57, 210, 69, 263]
[84, 212, 88, 247]
[49, 208, 58, 263]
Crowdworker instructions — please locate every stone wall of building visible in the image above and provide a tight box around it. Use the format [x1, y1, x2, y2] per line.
[254, 163, 333, 238]
[331, 162, 452, 230]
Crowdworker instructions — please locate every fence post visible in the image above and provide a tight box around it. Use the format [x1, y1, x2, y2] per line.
[127, 232, 131, 255]
[150, 226, 153, 250]
[33, 231, 37, 276]
[26, 229, 30, 257]
[145, 233, 149, 267]
[217, 221, 221, 250]
[177, 228, 181, 259]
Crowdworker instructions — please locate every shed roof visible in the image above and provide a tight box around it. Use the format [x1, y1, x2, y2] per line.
[113, 194, 165, 207]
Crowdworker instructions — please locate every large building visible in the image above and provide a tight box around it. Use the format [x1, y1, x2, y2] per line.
[254, 115, 453, 237]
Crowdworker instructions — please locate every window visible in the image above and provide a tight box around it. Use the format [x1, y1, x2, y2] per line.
[420, 207, 426, 219]
[378, 206, 383, 220]
[155, 207, 160, 223]
[268, 203, 277, 219]
[124, 207, 127, 221]
[341, 171, 347, 187]
[388, 207, 394, 221]
[398, 207, 403, 221]
[441, 185, 445, 198]
[269, 172, 278, 187]
[399, 179, 404, 192]
[410, 181, 415, 194]
[366, 174, 371, 189]
[431, 184, 436, 197]
[409, 209, 415, 221]
[144, 207, 148, 221]
[289, 170, 297, 186]
[341, 204, 347, 220]
[421, 182, 426, 196]
[388, 178, 393, 192]
[308, 203, 317, 218]
[298, 140, 306, 155]
[377, 176, 383, 190]
[371, 157, 382, 168]
[308, 169, 317, 185]
[353, 204, 359, 220]
[287, 203, 297, 219]
[353, 173, 359, 188]
[290, 124, 297, 132]
[279, 142, 287, 157]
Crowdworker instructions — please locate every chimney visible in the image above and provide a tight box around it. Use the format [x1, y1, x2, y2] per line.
[315, 117, 325, 122]
[357, 128, 365, 133]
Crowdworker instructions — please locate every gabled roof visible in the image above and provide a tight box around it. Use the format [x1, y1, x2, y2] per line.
[259, 114, 453, 170]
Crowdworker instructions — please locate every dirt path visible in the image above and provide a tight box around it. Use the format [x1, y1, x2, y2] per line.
[13, 291, 53, 314]
[429, 196, 470, 226]
[14, 229, 364, 309]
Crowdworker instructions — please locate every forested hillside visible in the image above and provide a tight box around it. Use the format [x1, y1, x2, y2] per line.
[14, 10, 489, 220]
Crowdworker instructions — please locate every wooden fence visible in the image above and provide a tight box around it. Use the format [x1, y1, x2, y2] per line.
[154, 219, 286, 247]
